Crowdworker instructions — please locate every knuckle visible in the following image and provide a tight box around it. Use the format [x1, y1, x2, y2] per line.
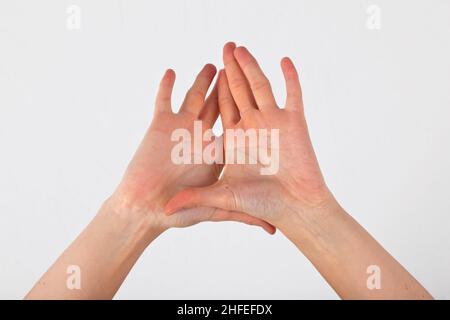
[218, 95, 234, 106]
[239, 106, 256, 117]
[229, 78, 247, 91]
[187, 88, 205, 101]
[251, 78, 270, 92]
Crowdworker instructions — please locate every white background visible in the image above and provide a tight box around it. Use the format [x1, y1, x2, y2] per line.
[1, 0, 449, 299]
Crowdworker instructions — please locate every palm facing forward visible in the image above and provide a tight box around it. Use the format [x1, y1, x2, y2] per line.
[112, 64, 274, 233]
[166, 43, 332, 227]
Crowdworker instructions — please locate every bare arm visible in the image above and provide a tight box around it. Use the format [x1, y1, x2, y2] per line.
[280, 197, 432, 299]
[25, 199, 162, 299]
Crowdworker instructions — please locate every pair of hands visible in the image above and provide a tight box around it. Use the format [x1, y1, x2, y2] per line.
[110, 42, 332, 238]
[25, 42, 433, 300]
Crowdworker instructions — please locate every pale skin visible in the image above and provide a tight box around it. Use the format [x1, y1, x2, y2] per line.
[26, 43, 432, 300]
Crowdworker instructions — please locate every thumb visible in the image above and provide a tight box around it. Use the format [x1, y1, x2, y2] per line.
[165, 182, 239, 216]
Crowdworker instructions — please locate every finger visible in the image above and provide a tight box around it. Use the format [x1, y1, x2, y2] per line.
[165, 183, 238, 215]
[198, 81, 219, 128]
[210, 209, 276, 234]
[180, 64, 217, 116]
[223, 42, 257, 115]
[218, 69, 240, 127]
[233, 46, 277, 110]
[155, 69, 176, 113]
[281, 57, 303, 111]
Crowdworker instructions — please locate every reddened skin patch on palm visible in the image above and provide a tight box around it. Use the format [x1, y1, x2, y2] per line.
[164, 189, 195, 215]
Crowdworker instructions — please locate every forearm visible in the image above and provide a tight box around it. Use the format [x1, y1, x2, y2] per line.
[25, 198, 163, 300]
[279, 198, 432, 299]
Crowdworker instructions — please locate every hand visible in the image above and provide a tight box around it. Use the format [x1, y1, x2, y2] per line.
[25, 64, 277, 300]
[165, 43, 333, 228]
[109, 64, 275, 234]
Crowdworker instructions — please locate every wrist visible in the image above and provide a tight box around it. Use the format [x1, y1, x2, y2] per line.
[277, 190, 344, 242]
[101, 195, 167, 246]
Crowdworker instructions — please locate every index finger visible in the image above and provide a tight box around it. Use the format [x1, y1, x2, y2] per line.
[223, 42, 257, 116]
[233, 46, 277, 110]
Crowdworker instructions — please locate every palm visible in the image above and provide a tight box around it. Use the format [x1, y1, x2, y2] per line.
[166, 43, 330, 226]
[118, 112, 220, 227]
[114, 66, 274, 232]
[221, 108, 324, 221]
